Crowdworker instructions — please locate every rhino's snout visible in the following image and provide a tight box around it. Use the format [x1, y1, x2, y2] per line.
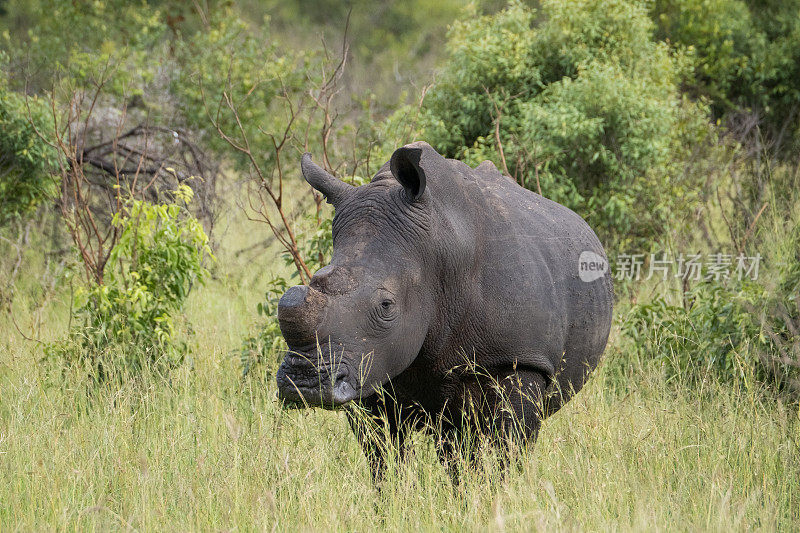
[277, 285, 328, 348]
[276, 354, 359, 408]
[276, 284, 363, 408]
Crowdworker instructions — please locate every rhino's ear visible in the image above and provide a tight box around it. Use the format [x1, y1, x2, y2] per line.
[301, 153, 354, 206]
[390, 146, 426, 201]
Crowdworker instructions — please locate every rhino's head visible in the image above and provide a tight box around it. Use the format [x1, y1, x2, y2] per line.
[276, 142, 446, 408]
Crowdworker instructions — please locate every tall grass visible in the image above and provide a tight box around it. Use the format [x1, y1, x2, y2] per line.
[2, 175, 799, 531]
[2, 280, 798, 530]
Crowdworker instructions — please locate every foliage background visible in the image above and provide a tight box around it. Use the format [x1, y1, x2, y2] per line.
[0, 0, 799, 529]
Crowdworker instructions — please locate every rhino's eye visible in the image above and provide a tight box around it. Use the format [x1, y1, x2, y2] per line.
[376, 298, 397, 323]
[369, 298, 397, 331]
[371, 291, 397, 328]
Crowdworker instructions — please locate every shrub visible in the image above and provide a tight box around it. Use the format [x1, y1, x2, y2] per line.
[651, 0, 800, 143]
[0, 0, 167, 94]
[420, 0, 710, 249]
[621, 221, 800, 396]
[0, 54, 58, 225]
[47, 185, 213, 380]
[172, 10, 309, 172]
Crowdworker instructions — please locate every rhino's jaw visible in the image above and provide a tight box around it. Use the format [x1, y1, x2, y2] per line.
[276, 351, 363, 408]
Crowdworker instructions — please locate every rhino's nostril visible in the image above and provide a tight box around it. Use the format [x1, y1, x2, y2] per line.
[332, 378, 358, 404]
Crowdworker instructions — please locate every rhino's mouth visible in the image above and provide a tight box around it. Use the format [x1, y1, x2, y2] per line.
[276, 346, 364, 408]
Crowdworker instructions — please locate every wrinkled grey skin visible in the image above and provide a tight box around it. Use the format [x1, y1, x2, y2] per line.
[276, 141, 613, 478]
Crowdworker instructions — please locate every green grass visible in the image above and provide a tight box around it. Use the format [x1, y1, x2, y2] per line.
[1, 199, 799, 531]
[2, 276, 799, 530]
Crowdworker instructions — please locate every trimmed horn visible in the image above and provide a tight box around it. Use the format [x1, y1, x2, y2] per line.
[277, 285, 328, 348]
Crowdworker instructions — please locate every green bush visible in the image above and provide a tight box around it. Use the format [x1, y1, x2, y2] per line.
[47, 185, 213, 380]
[651, 0, 755, 108]
[172, 10, 310, 171]
[621, 221, 800, 395]
[651, 0, 800, 144]
[621, 282, 763, 385]
[420, 0, 710, 249]
[0, 55, 58, 225]
[0, 0, 168, 96]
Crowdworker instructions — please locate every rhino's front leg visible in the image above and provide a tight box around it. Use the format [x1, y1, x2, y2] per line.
[346, 393, 413, 484]
[489, 368, 549, 446]
[439, 368, 549, 476]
